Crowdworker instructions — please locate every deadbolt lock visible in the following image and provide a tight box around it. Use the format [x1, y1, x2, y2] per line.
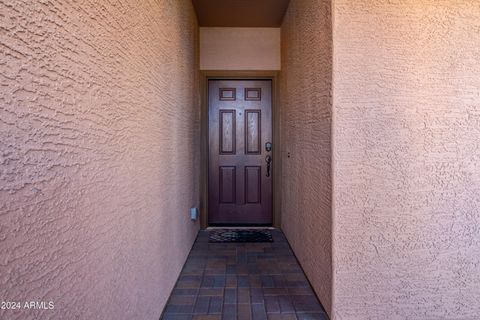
[265, 142, 272, 152]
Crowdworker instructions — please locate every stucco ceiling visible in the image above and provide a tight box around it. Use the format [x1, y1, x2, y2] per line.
[192, 0, 290, 27]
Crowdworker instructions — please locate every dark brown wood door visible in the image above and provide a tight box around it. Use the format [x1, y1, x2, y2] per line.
[208, 80, 273, 225]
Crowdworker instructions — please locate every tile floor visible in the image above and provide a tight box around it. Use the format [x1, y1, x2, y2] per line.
[161, 229, 328, 320]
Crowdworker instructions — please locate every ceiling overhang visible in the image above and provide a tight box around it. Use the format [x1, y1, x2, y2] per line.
[192, 0, 290, 27]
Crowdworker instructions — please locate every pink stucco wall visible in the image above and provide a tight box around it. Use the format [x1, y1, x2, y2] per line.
[280, 0, 333, 316]
[0, 1, 199, 319]
[332, 1, 480, 319]
[199, 27, 281, 70]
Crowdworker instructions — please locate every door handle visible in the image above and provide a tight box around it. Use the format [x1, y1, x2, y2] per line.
[265, 155, 272, 177]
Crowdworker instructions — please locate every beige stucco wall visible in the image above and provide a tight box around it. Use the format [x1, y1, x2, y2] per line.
[200, 27, 281, 70]
[280, 0, 333, 315]
[332, 1, 480, 319]
[0, 1, 199, 319]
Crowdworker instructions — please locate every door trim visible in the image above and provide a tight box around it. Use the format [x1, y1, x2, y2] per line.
[200, 70, 281, 229]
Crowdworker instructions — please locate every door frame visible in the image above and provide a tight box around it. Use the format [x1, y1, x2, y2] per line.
[200, 70, 281, 229]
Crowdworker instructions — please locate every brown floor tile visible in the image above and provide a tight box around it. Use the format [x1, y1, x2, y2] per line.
[237, 304, 252, 320]
[199, 288, 224, 296]
[273, 275, 286, 287]
[236, 263, 250, 275]
[252, 303, 268, 320]
[261, 275, 275, 288]
[209, 296, 223, 314]
[264, 295, 280, 313]
[163, 314, 193, 320]
[284, 274, 309, 288]
[177, 275, 202, 287]
[238, 287, 251, 304]
[248, 275, 262, 288]
[173, 288, 199, 296]
[250, 287, 264, 304]
[288, 288, 314, 296]
[291, 296, 323, 313]
[263, 288, 288, 296]
[224, 288, 237, 304]
[267, 314, 297, 320]
[194, 296, 210, 314]
[277, 295, 295, 313]
[161, 230, 328, 320]
[295, 313, 328, 320]
[226, 265, 236, 274]
[164, 303, 195, 314]
[222, 304, 236, 320]
[238, 275, 250, 287]
[202, 275, 226, 288]
[226, 275, 237, 287]
[169, 295, 196, 305]
[193, 315, 222, 320]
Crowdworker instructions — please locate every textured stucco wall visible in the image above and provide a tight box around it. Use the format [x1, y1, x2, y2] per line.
[0, 1, 199, 319]
[280, 0, 332, 315]
[200, 27, 281, 70]
[332, 1, 480, 319]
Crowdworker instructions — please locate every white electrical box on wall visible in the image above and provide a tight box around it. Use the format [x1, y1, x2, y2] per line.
[190, 207, 199, 221]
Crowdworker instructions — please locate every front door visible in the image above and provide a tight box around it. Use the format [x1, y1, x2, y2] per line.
[208, 79, 273, 225]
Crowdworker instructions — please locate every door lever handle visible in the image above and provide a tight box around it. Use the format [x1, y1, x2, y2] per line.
[265, 155, 272, 177]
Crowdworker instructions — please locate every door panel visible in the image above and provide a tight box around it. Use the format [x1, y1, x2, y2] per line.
[245, 166, 261, 204]
[245, 110, 261, 154]
[208, 80, 273, 225]
[219, 166, 236, 203]
[219, 110, 236, 154]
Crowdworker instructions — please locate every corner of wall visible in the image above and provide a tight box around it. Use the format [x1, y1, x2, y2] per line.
[279, 0, 334, 316]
